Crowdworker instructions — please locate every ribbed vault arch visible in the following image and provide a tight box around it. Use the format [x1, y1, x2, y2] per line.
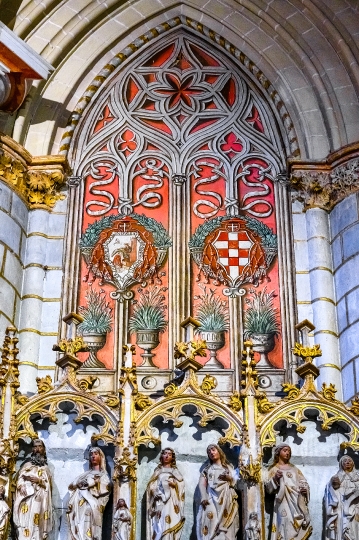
[1, 0, 358, 159]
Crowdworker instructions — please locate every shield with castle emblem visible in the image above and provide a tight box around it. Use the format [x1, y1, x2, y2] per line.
[80, 214, 171, 294]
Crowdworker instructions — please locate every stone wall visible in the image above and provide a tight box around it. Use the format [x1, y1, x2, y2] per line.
[18, 197, 67, 393]
[0, 180, 27, 337]
[331, 193, 359, 403]
[0, 177, 68, 394]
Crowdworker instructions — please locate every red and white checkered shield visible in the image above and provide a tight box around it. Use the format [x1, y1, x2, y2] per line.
[213, 229, 253, 281]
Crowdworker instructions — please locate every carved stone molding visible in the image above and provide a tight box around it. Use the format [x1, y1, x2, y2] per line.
[0, 135, 70, 210]
[289, 143, 359, 212]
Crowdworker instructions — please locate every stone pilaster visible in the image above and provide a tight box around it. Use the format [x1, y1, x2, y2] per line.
[288, 144, 359, 398]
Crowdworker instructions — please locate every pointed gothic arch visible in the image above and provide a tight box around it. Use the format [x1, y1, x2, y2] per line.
[61, 22, 297, 394]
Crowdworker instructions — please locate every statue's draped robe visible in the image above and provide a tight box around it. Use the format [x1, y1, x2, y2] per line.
[197, 464, 239, 540]
[324, 469, 359, 539]
[265, 465, 311, 540]
[146, 466, 185, 540]
[67, 469, 111, 540]
[113, 507, 132, 540]
[13, 463, 53, 540]
[0, 498, 10, 540]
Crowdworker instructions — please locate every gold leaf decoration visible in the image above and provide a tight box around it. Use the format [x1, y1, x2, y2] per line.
[200, 375, 217, 395]
[174, 342, 188, 360]
[292, 343, 322, 361]
[257, 393, 275, 414]
[36, 375, 53, 394]
[0, 145, 68, 210]
[228, 392, 242, 412]
[282, 383, 300, 400]
[348, 396, 359, 416]
[134, 392, 152, 411]
[320, 383, 338, 402]
[189, 339, 207, 360]
[55, 337, 88, 356]
[78, 376, 97, 392]
[104, 394, 120, 408]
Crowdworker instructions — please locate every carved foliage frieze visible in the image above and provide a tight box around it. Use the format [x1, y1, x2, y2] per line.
[290, 157, 359, 212]
[0, 136, 69, 210]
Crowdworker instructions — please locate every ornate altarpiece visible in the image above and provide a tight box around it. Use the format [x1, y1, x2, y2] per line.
[1, 326, 359, 540]
[1, 20, 357, 540]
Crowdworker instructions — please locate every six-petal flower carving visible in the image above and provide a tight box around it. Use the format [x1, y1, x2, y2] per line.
[154, 73, 204, 110]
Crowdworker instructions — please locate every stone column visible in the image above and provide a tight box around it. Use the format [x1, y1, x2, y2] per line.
[228, 294, 244, 391]
[305, 208, 341, 393]
[274, 176, 297, 382]
[168, 174, 190, 370]
[113, 295, 131, 390]
[290, 153, 359, 400]
[60, 177, 83, 338]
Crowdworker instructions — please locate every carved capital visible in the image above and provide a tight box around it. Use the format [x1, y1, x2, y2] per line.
[172, 174, 186, 186]
[26, 168, 66, 208]
[290, 154, 359, 212]
[67, 175, 82, 188]
[0, 135, 70, 210]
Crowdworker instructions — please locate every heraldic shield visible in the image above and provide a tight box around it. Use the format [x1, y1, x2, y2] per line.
[189, 215, 277, 295]
[80, 214, 172, 294]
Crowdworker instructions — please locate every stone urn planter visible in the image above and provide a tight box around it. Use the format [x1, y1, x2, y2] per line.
[81, 332, 107, 368]
[250, 332, 276, 367]
[200, 330, 225, 368]
[136, 329, 160, 367]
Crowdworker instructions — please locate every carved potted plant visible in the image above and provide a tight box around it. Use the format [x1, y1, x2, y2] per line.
[77, 288, 113, 369]
[194, 285, 229, 368]
[129, 286, 168, 367]
[243, 287, 280, 367]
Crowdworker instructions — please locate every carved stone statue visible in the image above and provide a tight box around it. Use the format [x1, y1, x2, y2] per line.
[113, 498, 132, 540]
[67, 446, 111, 540]
[13, 438, 53, 540]
[146, 447, 185, 540]
[324, 455, 359, 539]
[197, 444, 239, 540]
[265, 443, 311, 540]
[0, 483, 10, 540]
[245, 512, 261, 540]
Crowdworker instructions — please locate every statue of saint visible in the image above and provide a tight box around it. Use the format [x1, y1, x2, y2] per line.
[324, 455, 359, 539]
[146, 447, 185, 540]
[67, 446, 111, 540]
[113, 498, 132, 540]
[197, 444, 239, 540]
[13, 438, 53, 540]
[265, 443, 311, 540]
[245, 512, 261, 540]
[0, 483, 10, 540]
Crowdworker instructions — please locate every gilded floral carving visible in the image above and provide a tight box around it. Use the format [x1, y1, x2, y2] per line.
[0, 137, 69, 210]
